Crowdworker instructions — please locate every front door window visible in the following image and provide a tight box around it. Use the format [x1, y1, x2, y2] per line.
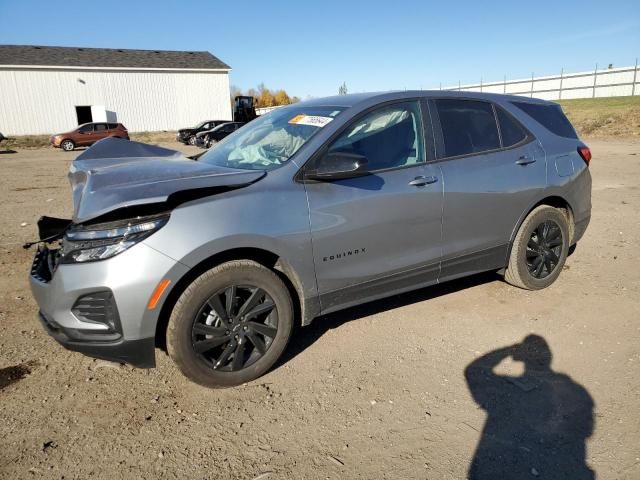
[325, 101, 425, 171]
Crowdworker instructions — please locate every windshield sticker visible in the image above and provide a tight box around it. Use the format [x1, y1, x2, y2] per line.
[288, 115, 334, 127]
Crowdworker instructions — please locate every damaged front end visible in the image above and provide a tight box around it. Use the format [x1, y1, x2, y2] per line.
[28, 216, 71, 283]
[27, 137, 267, 265]
[27, 137, 266, 368]
[29, 213, 168, 279]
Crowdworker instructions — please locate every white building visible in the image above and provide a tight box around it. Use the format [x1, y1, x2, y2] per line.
[0, 45, 232, 136]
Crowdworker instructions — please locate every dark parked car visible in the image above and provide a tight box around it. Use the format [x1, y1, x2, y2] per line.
[176, 120, 229, 145]
[195, 122, 244, 148]
[29, 91, 591, 388]
[50, 123, 129, 151]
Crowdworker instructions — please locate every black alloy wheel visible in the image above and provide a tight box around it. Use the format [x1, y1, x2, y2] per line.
[526, 220, 563, 279]
[167, 260, 293, 387]
[191, 285, 278, 372]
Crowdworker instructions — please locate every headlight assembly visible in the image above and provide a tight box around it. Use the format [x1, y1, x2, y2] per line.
[61, 215, 168, 263]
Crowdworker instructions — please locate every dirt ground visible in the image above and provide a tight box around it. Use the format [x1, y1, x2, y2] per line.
[0, 139, 638, 480]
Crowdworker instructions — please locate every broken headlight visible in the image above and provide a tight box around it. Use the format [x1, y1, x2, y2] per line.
[60, 215, 169, 263]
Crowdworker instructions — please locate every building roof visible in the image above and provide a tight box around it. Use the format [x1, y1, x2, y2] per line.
[0, 45, 230, 70]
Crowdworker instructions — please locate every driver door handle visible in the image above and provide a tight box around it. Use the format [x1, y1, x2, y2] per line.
[409, 175, 438, 187]
[515, 155, 536, 165]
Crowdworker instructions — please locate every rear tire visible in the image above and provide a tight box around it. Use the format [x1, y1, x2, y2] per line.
[504, 205, 570, 290]
[60, 139, 75, 151]
[167, 260, 293, 388]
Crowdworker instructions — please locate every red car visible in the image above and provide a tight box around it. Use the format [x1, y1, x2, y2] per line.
[50, 122, 129, 151]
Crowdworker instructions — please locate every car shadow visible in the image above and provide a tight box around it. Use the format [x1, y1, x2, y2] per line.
[0, 149, 17, 154]
[277, 271, 499, 368]
[464, 336, 595, 479]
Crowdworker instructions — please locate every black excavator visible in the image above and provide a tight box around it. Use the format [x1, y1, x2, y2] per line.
[233, 96, 257, 123]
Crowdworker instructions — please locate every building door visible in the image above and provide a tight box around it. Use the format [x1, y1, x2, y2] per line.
[75, 106, 92, 125]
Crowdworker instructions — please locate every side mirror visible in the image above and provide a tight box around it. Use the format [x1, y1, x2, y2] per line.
[305, 152, 369, 181]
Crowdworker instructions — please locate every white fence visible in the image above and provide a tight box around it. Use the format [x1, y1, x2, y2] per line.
[440, 62, 640, 100]
[255, 105, 284, 116]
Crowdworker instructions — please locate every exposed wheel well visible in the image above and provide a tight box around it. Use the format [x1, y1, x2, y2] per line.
[506, 196, 575, 262]
[154, 248, 303, 351]
[533, 196, 575, 244]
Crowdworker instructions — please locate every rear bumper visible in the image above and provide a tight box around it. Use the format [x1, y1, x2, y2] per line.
[573, 214, 590, 244]
[38, 311, 155, 367]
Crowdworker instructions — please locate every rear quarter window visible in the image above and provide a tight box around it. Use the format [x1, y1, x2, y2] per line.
[496, 107, 527, 147]
[512, 102, 577, 139]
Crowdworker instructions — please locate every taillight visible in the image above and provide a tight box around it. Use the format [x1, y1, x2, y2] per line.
[577, 145, 592, 166]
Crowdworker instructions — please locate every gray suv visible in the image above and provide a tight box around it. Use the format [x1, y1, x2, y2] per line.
[29, 91, 591, 388]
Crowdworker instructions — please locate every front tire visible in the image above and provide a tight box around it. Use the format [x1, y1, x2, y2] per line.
[60, 139, 75, 151]
[167, 260, 293, 388]
[504, 205, 570, 290]
[188, 135, 197, 146]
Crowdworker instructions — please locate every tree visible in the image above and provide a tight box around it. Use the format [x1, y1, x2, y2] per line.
[258, 89, 274, 108]
[230, 84, 299, 107]
[273, 89, 291, 106]
[338, 82, 348, 95]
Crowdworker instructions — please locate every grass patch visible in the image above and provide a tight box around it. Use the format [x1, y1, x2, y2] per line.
[129, 131, 178, 145]
[557, 96, 640, 137]
[2, 135, 50, 150]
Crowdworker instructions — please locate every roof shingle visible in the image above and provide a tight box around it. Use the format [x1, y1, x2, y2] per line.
[0, 45, 230, 70]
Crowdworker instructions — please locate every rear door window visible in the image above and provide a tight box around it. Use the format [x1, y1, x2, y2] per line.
[512, 102, 577, 139]
[108, 123, 118, 129]
[94, 123, 108, 131]
[496, 107, 527, 147]
[434, 99, 500, 158]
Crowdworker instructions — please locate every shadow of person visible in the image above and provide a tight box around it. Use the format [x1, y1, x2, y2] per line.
[465, 335, 595, 479]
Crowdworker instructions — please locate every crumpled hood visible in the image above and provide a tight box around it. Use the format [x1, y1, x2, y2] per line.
[69, 137, 265, 224]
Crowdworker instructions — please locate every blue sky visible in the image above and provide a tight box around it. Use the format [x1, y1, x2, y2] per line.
[1, 0, 638, 98]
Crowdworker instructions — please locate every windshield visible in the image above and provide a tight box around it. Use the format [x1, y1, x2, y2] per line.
[199, 106, 345, 171]
[193, 121, 207, 129]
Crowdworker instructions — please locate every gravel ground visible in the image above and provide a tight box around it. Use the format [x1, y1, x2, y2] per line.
[0, 139, 638, 479]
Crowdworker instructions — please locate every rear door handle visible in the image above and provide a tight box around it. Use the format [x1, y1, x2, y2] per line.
[409, 175, 438, 187]
[515, 155, 536, 165]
